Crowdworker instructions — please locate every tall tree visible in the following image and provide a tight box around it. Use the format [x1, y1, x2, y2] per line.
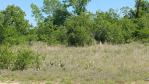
[31, 0, 70, 26]
[135, 0, 149, 18]
[3, 5, 29, 35]
[31, 3, 44, 23]
[136, 0, 142, 18]
[0, 12, 4, 43]
[42, 0, 62, 15]
[65, 0, 91, 15]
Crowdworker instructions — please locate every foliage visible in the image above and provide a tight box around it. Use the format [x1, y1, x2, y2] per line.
[0, 5, 31, 45]
[0, 46, 16, 69]
[135, 0, 149, 18]
[0, 0, 149, 46]
[65, 0, 91, 15]
[0, 45, 43, 71]
[93, 11, 126, 44]
[31, 3, 44, 23]
[65, 13, 94, 46]
[119, 18, 136, 43]
[2, 5, 29, 35]
[13, 49, 42, 70]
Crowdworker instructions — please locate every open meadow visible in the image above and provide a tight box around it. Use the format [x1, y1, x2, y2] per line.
[0, 42, 149, 84]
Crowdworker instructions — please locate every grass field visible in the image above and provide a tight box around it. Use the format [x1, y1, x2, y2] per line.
[0, 42, 149, 84]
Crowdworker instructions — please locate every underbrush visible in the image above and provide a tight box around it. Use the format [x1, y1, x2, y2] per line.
[0, 45, 43, 71]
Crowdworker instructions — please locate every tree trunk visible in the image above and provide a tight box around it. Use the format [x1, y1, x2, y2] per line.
[136, 0, 141, 18]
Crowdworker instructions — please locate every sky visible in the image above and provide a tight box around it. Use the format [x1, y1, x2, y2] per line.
[0, 0, 135, 26]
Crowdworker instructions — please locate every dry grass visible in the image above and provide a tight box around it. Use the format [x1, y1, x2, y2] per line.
[0, 42, 149, 84]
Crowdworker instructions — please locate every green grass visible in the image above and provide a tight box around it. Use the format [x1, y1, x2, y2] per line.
[0, 42, 149, 84]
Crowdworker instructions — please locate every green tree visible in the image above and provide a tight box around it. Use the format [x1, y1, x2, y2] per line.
[31, 3, 44, 23]
[65, 0, 91, 15]
[42, 0, 63, 15]
[135, 0, 149, 18]
[3, 5, 29, 35]
[0, 5, 30, 44]
[31, 0, 70, 45]
[0, 12, 4, 43]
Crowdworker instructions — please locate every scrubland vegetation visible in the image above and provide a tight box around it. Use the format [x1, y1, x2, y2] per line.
[0, 42, 149, 84]
[0, 0, 149, 83]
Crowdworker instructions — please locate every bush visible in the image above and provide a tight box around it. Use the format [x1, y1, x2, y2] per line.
[48, 27, 67, 45]
[13, 49, 42, 71]
[0, 45, 43, 71]
[67, 26, 94, 46]
[94, 11, 135, 44]
[0, 46, 16, 69]
[93, 17, 111, 43]
[107, 23, 125, 44]
[65, 13, 95, 46]
[119, 19, 136, 43]
[37, 22, 67, 45]
[134, 28, 149, 42]
[13, 50, 34, 70]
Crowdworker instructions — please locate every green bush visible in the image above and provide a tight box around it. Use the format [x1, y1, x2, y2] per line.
[67, 26, 94, 46]
[107, 23, 125, 44]
[93, 17, 111, 43]
[13, 49, 42, 71]
[13, 50, 34, 70]
[0, 45, 43, 71]
[120, 19, 136, 43]
[134, 28, 149, 42]
[48, 27, 67, 45]
[94, 11, 136, 44]
[0, 46, 16, 69]
[65, 13, 95, 46]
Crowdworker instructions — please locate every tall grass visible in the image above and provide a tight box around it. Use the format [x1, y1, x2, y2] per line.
[0, 42, 149, 84]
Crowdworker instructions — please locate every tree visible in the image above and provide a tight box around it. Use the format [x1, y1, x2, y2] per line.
[135, 0, 149, 18]
[3, 5, 29, 35]
[65, 0, 91, 15]
[31, 0, 70, 26]
[43, 0, 70, 26]
[136, 0, 142, 18]
[0, 12, 4, 43]
[52, 8, 70, 26]
[42, 0, 63, 15]
[0, 5, 30, 44]
[31, 3, 44, 23]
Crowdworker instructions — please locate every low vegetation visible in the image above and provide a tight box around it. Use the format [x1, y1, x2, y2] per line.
[0, 45, 43, 71]
[0, 42, 149, 84]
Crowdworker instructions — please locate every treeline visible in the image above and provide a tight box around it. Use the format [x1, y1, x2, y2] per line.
[0, 0, 149, 46]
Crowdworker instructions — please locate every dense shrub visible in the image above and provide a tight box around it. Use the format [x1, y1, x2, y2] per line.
[93, 12, 111, 43]
[94, 11, 125, 44]
[37, 21, 67, 45]
[0, 46, 16, 69]
[67, 26, 94, 46]
[134, 28, 149, 42]
[13, 50, 41, 70]
[133, 14, 149, 42]
[48, 26, 67, 45]
[0, 46, 43, 70]
[65, 13, 95, 46]
[107, 23, 125, 44]
[119, 19, 136, 43]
